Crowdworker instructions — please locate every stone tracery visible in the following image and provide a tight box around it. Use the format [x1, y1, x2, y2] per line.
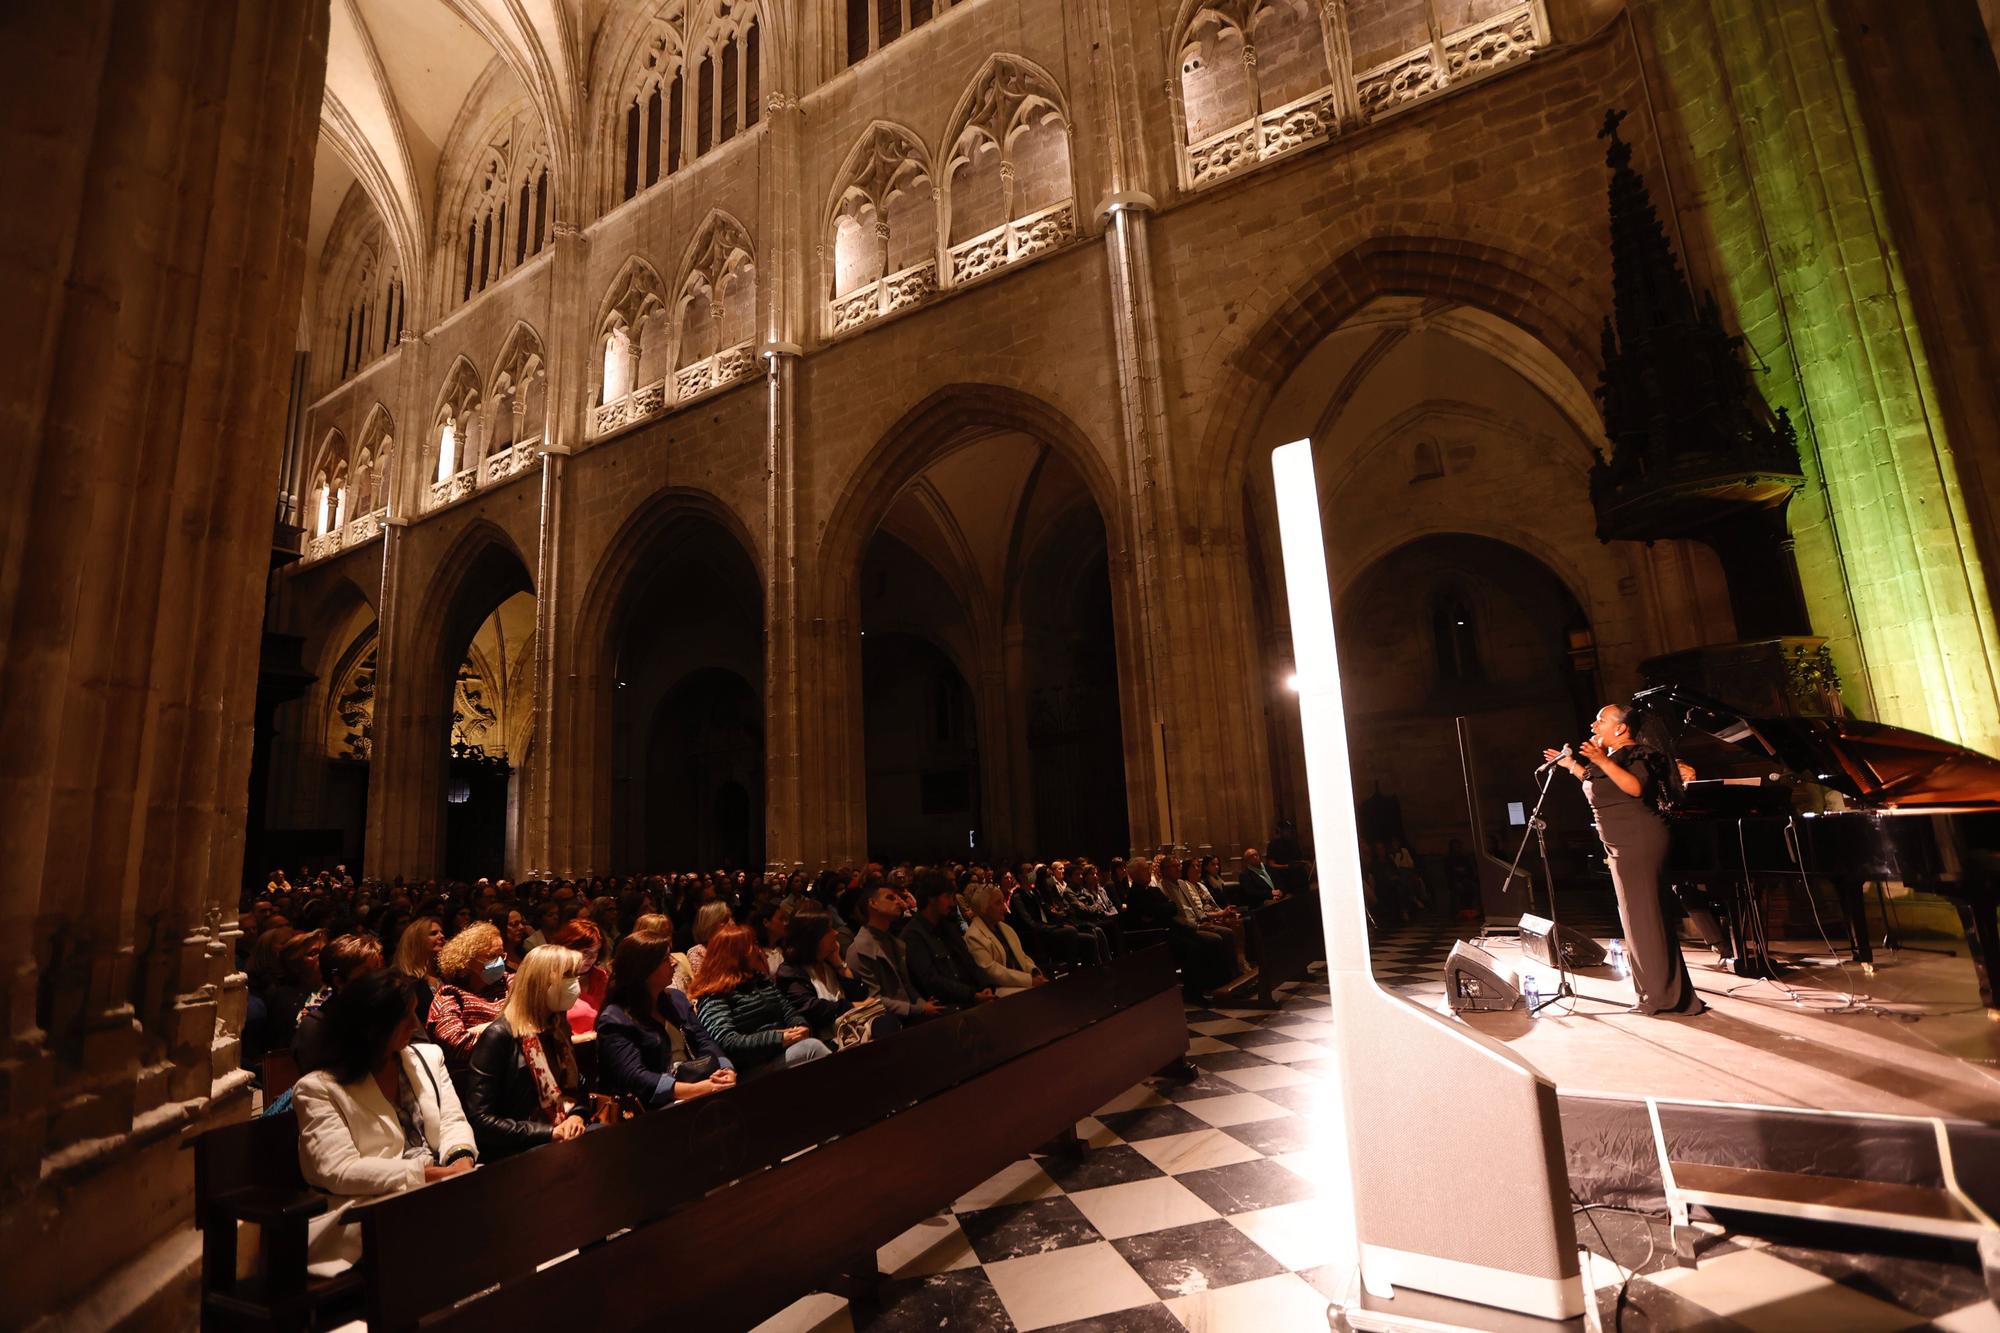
[828, 123, 938, 335]
[942, 56, 1077, 286]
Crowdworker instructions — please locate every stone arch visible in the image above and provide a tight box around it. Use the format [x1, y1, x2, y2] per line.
[591, 254, 671, 416]
[1197, 229, 1604, 502]
[429, 355, 484, 491]
[488, 320, 549, 454]
[940, 54, 1077, 281]
[558, 486, 765, 872]
[823, 121, 939, 332]
[307, 429, 351, 536]
[818, 383, 1139, 862]
[670, 211, 758, 391]
[353, 403, 395, 516]
[816, 383, 1125, 612]
[369, 518, 538, 878]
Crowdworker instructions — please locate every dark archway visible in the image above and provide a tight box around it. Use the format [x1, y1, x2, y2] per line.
[1338, 533, 1598, 861]
[858, 432, 1127, 863]
[419, 535, 536, 882]
[862, 631, 980, 863]
[643, 668, 763, 870]
[605, 512, 763, 872]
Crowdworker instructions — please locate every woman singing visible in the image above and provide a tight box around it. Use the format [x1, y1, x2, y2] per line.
[1543, 705, 1705, 1017]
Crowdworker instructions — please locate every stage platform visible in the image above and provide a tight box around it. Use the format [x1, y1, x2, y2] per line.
[1371, 914, 2000, 1220]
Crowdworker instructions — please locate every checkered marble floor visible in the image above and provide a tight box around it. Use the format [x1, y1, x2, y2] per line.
[755, 975, 1997, 1332]
[1369, 902, 1627, 1003]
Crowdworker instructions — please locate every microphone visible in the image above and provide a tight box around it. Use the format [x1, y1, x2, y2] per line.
[1535, 742, 1576, 777]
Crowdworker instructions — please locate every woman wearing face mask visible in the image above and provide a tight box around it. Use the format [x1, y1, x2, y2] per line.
[427, 922, 511, 1090]
[550, 918, 611, 1036]
[465, 945, 596, 1159]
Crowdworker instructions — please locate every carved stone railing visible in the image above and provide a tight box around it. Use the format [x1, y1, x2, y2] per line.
[675, 342, 756, 401]
[480, 435, 542, 487]
[1187, 86, 1341, 188]
[1357, 2, 1544, 122]
[830, 257, 940, 336]
[589, 345, 756, 440]
[947, 200, 1076, 286]
[1183, 4, 1547, 187]
[428, 470, 476, 511]
[301, 507, 387, 562]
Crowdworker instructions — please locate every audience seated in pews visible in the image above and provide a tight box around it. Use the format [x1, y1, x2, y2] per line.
[690, 924, 833, 1073]
[901, 870, 995, 1009]
[243, 926, 324, 1080]
[847, 881, 946, 1024]
[293, 970, 476, 1274]
[466, 945, 596, 1160]
[427, 922, 510, 1091]
[962, 882, 1048, 995]
[293, 932, 384, 1073]
[551, 918, 610, 1036]
[595, 929, 737, 1108]
[774, 911, 884, 1042]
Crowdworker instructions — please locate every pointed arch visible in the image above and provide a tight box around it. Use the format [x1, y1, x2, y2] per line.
[672, 211, 758, 397]
[590, 254, 672, 434]
[940, 55, 1077, 285]
[487, 321, 550, 470]
[825, 121, 940, 334]
[427, 356, 485, 505]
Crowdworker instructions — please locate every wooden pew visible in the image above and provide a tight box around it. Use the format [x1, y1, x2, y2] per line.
[1244, 890, 1325, 1008]
[352, 946, 1183, 1333]
[191, 1110, 359, 1332]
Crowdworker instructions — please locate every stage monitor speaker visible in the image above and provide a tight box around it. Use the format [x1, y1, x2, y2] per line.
[1444, 940, 1521, 1012]
[1518, 913, 1608, 969]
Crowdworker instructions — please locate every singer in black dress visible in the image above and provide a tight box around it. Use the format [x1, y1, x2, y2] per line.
[1543, 705, 1705, 1016]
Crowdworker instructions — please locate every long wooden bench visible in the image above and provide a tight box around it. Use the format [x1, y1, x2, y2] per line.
[1244, 890, 1325, 1008]
[344, 945, 1183, 1331]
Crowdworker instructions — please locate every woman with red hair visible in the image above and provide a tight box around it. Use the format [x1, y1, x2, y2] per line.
[551, 918, 609, 1036]
[689, 924, 831, 1073]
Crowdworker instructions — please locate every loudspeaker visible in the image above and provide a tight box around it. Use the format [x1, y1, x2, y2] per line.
[1444, 940, 1521, 1012]
[1518, 913, 1608, 969]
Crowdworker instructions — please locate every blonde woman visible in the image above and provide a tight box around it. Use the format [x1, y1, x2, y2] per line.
[631, 913, 696, 992]
[427, 922, 509, 1078]
[464, 944, 594, 1160]
[683, 901, 733, 979]
[393, 916, 446, 1016]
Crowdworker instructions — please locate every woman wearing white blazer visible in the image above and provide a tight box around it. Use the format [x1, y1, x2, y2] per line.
[962, 882, 1048, 995]
[293, 969, 478, 1274]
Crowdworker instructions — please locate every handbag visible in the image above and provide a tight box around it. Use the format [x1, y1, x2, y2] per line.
[671, 1054, 719, 1082]
[833, 997, 888, 1050]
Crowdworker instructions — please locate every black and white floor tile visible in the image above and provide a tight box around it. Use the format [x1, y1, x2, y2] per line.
[755, 970, 1998, 1333]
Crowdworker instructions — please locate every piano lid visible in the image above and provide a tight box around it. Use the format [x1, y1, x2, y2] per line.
[1629, 685, 2000, 809]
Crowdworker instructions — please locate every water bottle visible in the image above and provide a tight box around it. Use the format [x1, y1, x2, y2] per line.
[1608, 940, 1626, 977]
[1522, 970, 1541, 1012]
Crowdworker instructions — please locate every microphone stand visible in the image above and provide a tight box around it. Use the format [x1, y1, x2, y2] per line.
[1506, 760, 1575, 1016]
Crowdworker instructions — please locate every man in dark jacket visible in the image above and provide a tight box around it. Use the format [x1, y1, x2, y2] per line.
[902, 871, 994, 1009]
[847, 882, 946, 1023]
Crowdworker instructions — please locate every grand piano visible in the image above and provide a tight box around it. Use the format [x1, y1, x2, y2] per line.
[1629, 684, 2000, 1012]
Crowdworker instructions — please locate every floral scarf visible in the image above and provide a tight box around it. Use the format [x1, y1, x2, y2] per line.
[517, 1029, 579, 1126]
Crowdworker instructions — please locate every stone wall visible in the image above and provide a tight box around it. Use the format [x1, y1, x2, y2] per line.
[272, 1, 2000, 885]
[0, 0, 327, 1323]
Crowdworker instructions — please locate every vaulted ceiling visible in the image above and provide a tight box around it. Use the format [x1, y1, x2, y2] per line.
[315, 0, 598, 323]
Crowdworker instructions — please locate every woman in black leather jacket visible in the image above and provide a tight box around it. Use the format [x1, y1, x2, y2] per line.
[466, 944, 594, 1160]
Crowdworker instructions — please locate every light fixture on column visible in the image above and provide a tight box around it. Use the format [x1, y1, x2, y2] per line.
[1270, 438, 1585, 1329]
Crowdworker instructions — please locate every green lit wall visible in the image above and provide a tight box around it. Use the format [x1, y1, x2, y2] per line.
[1643, 0, 2000, 755]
